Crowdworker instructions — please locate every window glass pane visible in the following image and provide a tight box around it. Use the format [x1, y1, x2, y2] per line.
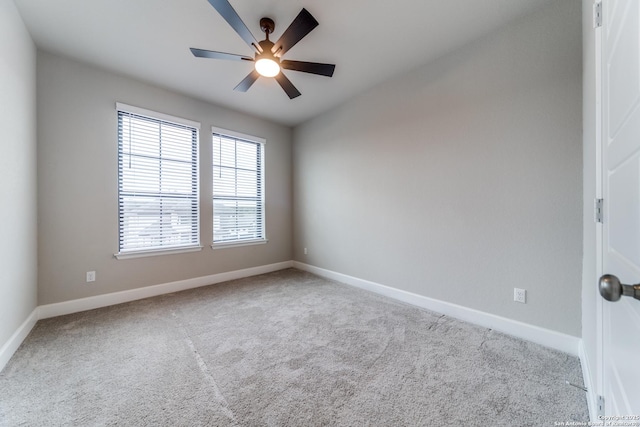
[159, 159, 195, 194]
[161, 126, 196, 162]
[120, 117, 160, 158]
[120, 196, 197, 250]
[213, 136, 237, 168]
[120, 156, 160, 193]
[212, 132, 264, 244]
[118, 110, 199, 253]
[236, 141, 258, 171]
[213, 200, 261, 242]
[212, 166, 236, 196]
[236, 170, 258, 197]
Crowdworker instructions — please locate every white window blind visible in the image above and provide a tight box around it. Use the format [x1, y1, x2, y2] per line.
[117, 105, 200, 255]
[212, 130, 265, 245]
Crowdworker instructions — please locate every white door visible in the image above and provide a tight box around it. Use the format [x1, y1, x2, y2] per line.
[601, 0, 640, 417]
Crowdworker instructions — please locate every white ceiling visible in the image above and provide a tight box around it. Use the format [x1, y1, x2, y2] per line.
[14, 0, 552, 126]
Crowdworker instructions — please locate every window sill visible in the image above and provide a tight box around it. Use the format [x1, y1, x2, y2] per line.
[114, 246, 203, 260]
[211, 239, 268, 250]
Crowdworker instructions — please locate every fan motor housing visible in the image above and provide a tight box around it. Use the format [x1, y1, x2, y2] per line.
[258, 39, 276, 57]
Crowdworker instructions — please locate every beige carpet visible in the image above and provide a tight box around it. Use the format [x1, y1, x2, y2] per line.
[0, 268, 588, 426]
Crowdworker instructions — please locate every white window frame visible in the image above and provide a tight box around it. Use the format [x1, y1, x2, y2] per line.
[115, 103, 202, 259]
[212, 126, 267, 249]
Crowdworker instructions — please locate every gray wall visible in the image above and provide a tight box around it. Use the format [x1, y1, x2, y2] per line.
[37, 52, 292, 305]
[293, 0, 583, 336]
[0, 0, 38, 346]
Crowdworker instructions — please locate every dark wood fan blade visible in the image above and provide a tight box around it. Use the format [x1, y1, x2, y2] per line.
[190, 48, 253, 62]
[274, 72, 301, 99]
[207, 0, 259, 49]
[281, 60, 335, 77]
[234, 70, 260, 92]
[272, 8, 318, 56]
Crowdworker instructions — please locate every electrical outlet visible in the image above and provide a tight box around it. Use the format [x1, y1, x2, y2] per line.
[304, 247, 308, 255]
[86, 271, 96, 282]
[514, 288, 526, 303]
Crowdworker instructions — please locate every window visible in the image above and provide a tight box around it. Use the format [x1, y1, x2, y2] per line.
[116, 103, 200, 258]
[212, 128, 265, 246]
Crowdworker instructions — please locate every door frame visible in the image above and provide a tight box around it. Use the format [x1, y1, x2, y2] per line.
[584, 0, 604, 420]
[591, 0, 639, 418]
[595, 0, 603, 413]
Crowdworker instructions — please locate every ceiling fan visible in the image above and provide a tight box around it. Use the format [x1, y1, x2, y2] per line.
[190, 0, 336, 99]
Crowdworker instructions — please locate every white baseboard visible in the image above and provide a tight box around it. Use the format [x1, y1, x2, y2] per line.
[39, 261, 293, 319]
[0, 261, 293, 373]
[579, 341, 598, 421]
[3, 260, 582, 377]
[1, 261, 293, 373]
[293, 261, 581, 357]
[0, 308, 38, 373]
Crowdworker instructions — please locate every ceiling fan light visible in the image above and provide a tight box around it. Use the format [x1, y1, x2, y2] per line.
[255, 58, 280, 77]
